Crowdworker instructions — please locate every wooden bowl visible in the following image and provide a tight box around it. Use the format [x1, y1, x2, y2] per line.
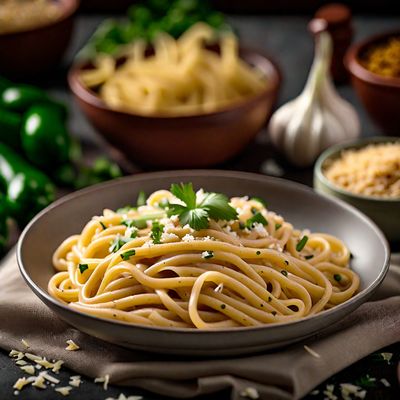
[345, 30, 400, 136]
[68, 48, 281, 168]
[0, 0, 79, 78]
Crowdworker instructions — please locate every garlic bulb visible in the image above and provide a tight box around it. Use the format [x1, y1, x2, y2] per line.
[269, 30, 360, 167]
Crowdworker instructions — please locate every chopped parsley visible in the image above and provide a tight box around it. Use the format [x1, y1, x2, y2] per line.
[128, 228, 138, 239]
[305, 255, 314, 260]
[251, 197, 267, 207]
[99, 221, 107, 230]
[246, 212, 268, 228]
[334, 274, 342, 282]
[256, 251, 261, 255]
[220, 304, 226, 310]
[151, 221, 164, 244]
[296, 235, 309, 252]
[239, 221, 245, 230]
[275, 223, 282, 230]
[271, 311, 277, 316]
[281, 270, 288, 277]
[202, 251, 214, 259]
[251, 207, 258, 215]
[109, 235, 130, 253]
[284, 260, 289, 265]
[116, 205, 135, 214]
[78, 264, 88, 274]
[120, 250, 136, 261]
[159, 198, 169, 209]
[355, 374, 377, 388]
[268, 296, 272, 302]
[167, 183, 238, 230]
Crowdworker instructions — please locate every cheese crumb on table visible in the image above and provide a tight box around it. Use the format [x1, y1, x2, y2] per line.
[21, 339, 30, 349]
[69, 375, 82, 388]
[55, 386, 73, 396]
[304, 345, 321, 359]
[20, 365, 35, 375]
[65, 339, 80, 351]
[239, 387, 259, 399]
[95, 374, 110, 390]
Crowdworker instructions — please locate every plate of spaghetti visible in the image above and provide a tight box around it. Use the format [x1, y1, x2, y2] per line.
[18, 171, 389, 355]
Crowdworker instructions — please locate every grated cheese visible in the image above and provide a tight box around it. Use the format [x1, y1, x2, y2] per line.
[252, 222, 268, 237]
[160, 232, 179, 242]
[55, 386, 73, 396]
[381, 352, 393, 363]
[13, 377, 33, 390]
[239, 387, 259, 399]
[65, 339, 80, 351]
[380, 378, 391, 387]
[20, 365, 35, 375]
[40, 371, 60, 384]
[304, 345, 321, 359]
[69, 375, 82, 388]
[214, 283, 224, 293]
[95, 374, 110, 390]
[32, 375, 47, 389]
[21, 339, 30, 349]
[182, 234, 195, 242]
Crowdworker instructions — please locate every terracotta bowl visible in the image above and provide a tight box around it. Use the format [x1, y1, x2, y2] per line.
[345, 30, 400, 136]
[68, 49, 281, 168]
[0, 0, 79, 78]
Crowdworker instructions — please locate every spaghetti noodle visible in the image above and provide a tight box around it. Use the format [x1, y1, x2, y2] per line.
[49, 186, 359, 329]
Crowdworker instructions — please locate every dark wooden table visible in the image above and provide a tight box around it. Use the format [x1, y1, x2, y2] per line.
[0, 13, 399, 400]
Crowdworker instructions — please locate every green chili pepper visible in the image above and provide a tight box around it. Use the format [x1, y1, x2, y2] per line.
[0, 108, 22, 150]
[21, 105, 71, 169]
[0, 85, 67, 118]
[0, 143, 55, 227]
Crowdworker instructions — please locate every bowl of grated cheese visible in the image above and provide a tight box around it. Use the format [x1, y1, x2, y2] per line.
[314, 136, 400, 243]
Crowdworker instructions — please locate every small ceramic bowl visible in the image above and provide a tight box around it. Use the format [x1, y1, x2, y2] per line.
[0, 0, 79, 78]
[314, 137, 400, 243]
[345, 30, 400, 136]
[68, 48, 281, 168]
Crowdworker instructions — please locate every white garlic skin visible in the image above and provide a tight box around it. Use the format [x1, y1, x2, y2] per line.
[269, 32, 360, 167]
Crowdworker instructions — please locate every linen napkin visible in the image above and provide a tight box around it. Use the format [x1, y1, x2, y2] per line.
[0, 250, 399, 400]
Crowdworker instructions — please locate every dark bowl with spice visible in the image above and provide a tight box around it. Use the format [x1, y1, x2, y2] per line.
[345, 30, 400, 136]
[0, 0, 79, 78]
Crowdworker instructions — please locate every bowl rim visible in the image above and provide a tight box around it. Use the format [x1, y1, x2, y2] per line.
[315, 136, 400, 203]
[0, 0, 79, 38]
[17, 169, 390, 335]
[67, 46, 282, 120]
[345, 29, 400, 88]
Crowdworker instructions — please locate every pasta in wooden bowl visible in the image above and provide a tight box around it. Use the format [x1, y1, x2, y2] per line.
[68, 24, 281, 167]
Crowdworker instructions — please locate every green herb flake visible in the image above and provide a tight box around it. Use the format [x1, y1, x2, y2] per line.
[256, 250, 261, 255]
[159, 198, 169, 209]
[251, 197, 267, 207]
[334, 274, 342, 282]
[355, 374, 377, 388]
[151, 221, 164, 244]
[305, 255, 314, 260]
[136, 190, 147, 207]
[275, 223, 282, 230]
[246, 212, 268, 229]
[281, 270, 288, 277]
[121, 249, 136, 261]
[268, 296, 272, 302]
[79, 264, 89, 274]
[251, 207, 258, 215]
[284, 260, 289, 265]
[296, 235, 309, 252]
[109, 235, 130, 253]
[202, 251, 214, 259]
[168, 183, 238, 230]
[99, 221, 107, 230]
[220, 304, 226, 310]
[272, 311, 277, 316]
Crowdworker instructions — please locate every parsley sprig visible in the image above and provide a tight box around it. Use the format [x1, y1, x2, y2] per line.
[167, 183, 238, 230]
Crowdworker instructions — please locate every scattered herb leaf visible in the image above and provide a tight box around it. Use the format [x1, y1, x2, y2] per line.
[334, 274, 342, 282]
[281, 270, 288, 277]
[256, 251, 261, 255]
[296, 236, 309, 252]
[272, 311, 277, 316]
[305, 255, 314, 260]
[136, 190, 147, 207]
[79, 264, 89, 274]
[275, 223, 282, 230]
[99, 221, 107, 230]
[121, 249, 136, 261]
[151, 221, 164, 244]
[246, 212, 268, 228]
[202, 251, 214, 259]
[109, 235, 130, 253]
[220, 304, 226, 309]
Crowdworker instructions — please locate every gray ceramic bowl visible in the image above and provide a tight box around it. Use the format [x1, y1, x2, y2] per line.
[18, 171, 389, 356]
[314, 137, 400, 243]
